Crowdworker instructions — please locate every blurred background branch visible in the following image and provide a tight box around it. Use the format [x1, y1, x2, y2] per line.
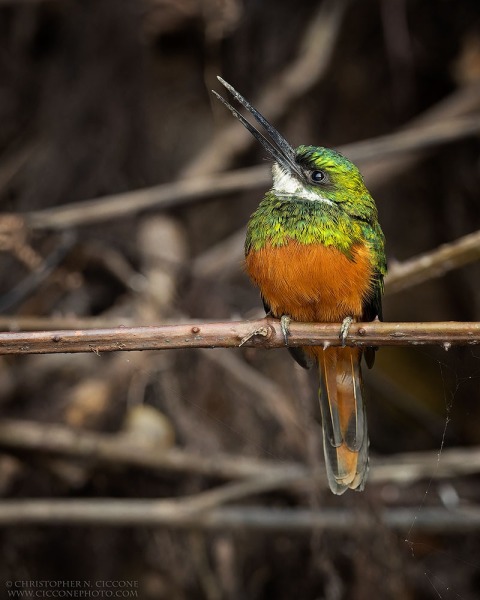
[1, 418, 480, 485]
[1, 501, 480, 532]
[20, 111, 480, 231]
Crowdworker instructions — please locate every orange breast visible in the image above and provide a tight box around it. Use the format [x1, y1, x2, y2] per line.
[245, 240, 374, 322]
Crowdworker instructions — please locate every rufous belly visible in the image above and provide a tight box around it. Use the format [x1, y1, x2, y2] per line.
[245, 240, 374, 323]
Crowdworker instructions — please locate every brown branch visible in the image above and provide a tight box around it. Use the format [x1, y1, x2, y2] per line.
[2, 419, 480, 485]
[384, 229, 480, 294]
[0, 500, 477, 531]
[359, 81, 480, 187]
[0, 419, 290, 480]
[0, 319, 478, 355]
[22, 112, 480, 231]
[1, 417, 480, 534]
[343, 114, 480, 163]
[25, 166, 269, 231]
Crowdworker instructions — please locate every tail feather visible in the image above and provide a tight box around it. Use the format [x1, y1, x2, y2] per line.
[316, 347, 369, 495]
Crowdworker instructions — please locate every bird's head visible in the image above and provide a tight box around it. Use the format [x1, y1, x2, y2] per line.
[213, 77, 377, 221]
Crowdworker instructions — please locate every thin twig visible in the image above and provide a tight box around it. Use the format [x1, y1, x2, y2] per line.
[176, 474, 303, 514]
[0, 501, 478, 531]
[0, 319, 478, 355]
[0, 231, 77, 313]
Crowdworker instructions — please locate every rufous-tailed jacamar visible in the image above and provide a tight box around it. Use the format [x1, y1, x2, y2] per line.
[213, 77, 387, 495]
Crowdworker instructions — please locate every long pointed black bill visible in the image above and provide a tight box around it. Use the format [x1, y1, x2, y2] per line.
[213, 77, 302, 177]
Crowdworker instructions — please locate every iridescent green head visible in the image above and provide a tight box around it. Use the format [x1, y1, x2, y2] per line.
[293, 145, 365, 193]
[273, 145, 377, 222]
[213, 78, 377, 222]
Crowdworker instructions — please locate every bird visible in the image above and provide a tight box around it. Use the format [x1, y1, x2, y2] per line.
[213, 77, 387, 494]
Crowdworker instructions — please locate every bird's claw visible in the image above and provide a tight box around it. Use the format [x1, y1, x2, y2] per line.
[339, 316, 353, 347]
[280, 315, 291, 346]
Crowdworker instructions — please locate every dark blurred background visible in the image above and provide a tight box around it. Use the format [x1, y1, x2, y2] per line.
[0, 0, 480, 598]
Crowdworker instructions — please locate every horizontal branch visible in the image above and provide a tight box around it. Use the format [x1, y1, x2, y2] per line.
[23, 115, 480, 231]
[0, 319, 478, 355]
[25, 166, 269, 230]
[2, 419, 480, 485]
[2, 418, 480, 531]
[0, 501, 477, 532]
[0, 419, 289, 480]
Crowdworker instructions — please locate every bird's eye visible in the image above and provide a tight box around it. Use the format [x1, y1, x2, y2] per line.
[310, 170, 326, 183]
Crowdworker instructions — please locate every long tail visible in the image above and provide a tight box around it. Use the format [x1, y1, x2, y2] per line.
[313, 346, 369, 495]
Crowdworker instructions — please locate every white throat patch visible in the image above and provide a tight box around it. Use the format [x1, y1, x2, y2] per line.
[271, 163, 333, 205]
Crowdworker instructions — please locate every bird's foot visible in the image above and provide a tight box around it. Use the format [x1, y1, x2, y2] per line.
[280, 315, 291, 346]
[339, 316, 354, 347]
